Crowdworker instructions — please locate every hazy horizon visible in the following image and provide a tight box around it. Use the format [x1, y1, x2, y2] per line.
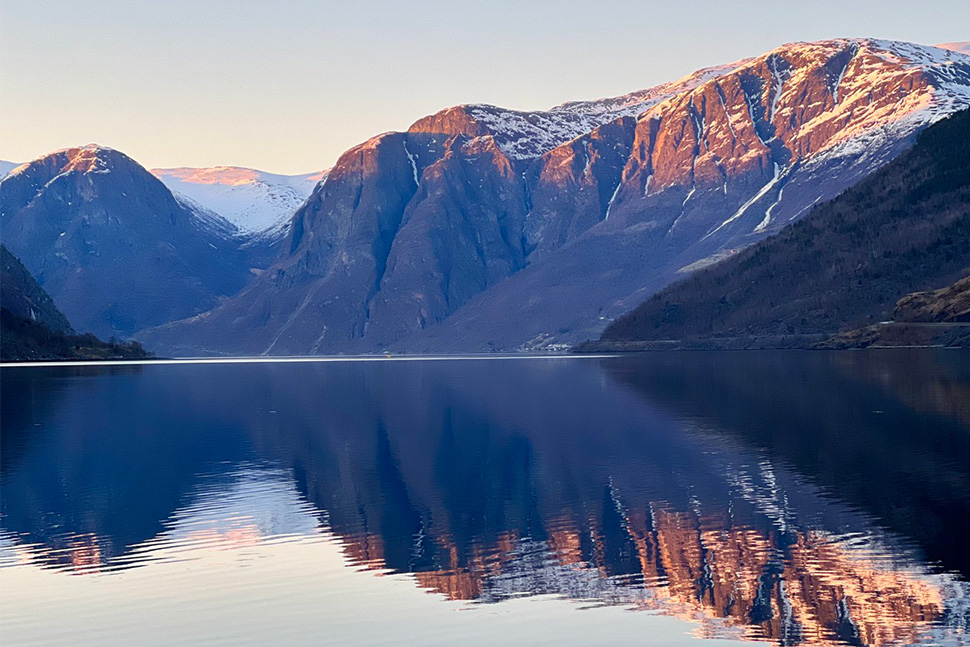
[2, 0, 967, 174]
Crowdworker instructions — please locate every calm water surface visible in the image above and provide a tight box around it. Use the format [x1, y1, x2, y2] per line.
[2, 351, 970, 646]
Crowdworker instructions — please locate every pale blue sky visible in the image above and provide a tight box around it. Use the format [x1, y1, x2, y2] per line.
[2, 1, 967, 173]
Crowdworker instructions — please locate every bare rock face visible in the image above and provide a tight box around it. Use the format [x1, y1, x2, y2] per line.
[0, 146, 255, 338]
[524, 117, 638, 259]
[140, 39, 970, 355]
[362, 135, 528, 347]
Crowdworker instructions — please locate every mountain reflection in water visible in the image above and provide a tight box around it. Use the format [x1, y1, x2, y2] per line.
[2, 352, 969, 646]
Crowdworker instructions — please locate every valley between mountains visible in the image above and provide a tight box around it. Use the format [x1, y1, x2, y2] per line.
[2, 38, 970, 357]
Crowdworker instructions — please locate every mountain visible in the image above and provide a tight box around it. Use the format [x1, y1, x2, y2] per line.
[0, 160, 20, 179]
[1, 244, 150, 361]
[939, 42, 970, 56]
[595, 107, 970, 349]
[0, 145, 259, 339]
[151, 166, 326, 236]
[137, 39, 970, 356]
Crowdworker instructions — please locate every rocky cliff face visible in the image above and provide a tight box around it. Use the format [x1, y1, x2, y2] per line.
[140, 39, 970, 355]
[0, 146, 258, 338]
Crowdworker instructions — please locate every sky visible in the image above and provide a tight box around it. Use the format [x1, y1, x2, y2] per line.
[1, 1, 968, 174]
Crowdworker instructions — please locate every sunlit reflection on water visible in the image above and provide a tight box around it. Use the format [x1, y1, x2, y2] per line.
[2, 351, 970, 646]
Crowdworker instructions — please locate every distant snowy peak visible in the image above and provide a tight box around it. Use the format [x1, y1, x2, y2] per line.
[937, 42, 970, 56]
[153, 166, 324, 192]
[152, 166, 327, 235]
[0, 160, 20, 179]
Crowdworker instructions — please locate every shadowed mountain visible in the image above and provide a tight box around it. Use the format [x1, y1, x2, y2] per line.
[1, 244, 73, 335]
[0, 146, 265, 339]
[1, 245, 150, 361]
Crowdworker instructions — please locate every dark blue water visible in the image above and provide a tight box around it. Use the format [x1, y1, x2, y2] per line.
[2, 351, 970, 646]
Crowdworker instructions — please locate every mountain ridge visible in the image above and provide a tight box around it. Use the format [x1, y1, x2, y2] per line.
[138, 38, 970, 356]
[0, 160, 20, 179]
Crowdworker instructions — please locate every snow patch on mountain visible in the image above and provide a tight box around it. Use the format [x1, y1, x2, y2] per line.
[152, 166, 327, 235]
[553, 58, 751, 118]
[640, 38, 970, 179]
[171, 193, 242, 240]
[788, 40, 970, 166]
[461, 60, 751, 161]
[935, 41, 970, 56]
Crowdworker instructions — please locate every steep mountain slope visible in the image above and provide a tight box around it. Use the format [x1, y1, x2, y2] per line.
[1, 244, 73, 335]
[141, 39, 970, 356]
[599, 108, 970, 347]
[0, 245, 150, 361]
[151, 166, 326, 235]
[0, 145, 258, 338]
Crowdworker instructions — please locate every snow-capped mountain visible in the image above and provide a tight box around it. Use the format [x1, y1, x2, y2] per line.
[0, 145, 258, 338]
[0, 160, 21, 179]
[151, 166, 326, 236]
[938, 41, 970, 56]
[139, 38, 970, 356]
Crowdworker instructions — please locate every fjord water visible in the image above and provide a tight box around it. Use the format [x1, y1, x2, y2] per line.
[2, 352, 969, 646]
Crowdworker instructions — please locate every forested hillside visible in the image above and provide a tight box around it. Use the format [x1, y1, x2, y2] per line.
[600, 108, 970, 346]
[1, 245, 151, 361]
